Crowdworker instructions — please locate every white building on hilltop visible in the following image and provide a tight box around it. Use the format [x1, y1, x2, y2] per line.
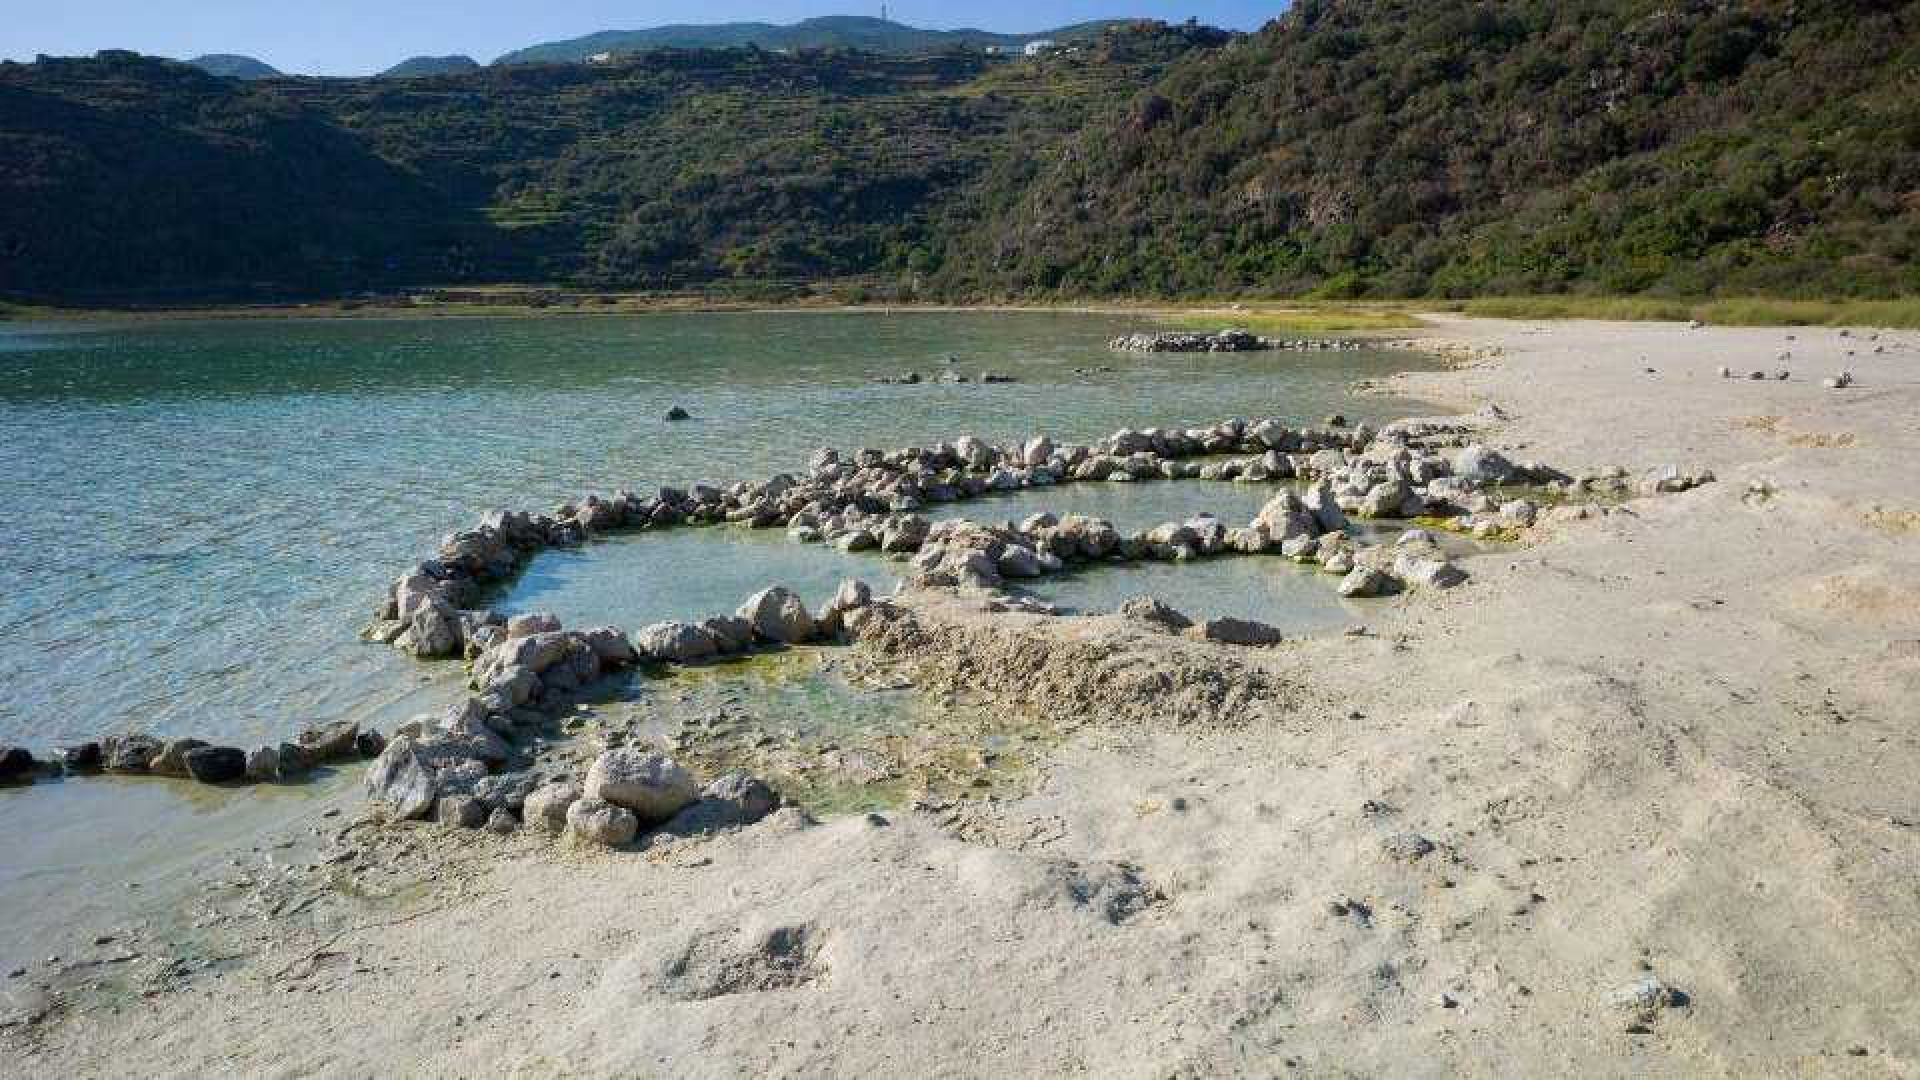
[1022, 39, 1056, 57]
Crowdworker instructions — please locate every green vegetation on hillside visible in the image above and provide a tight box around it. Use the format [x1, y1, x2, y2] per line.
[3, 3, 1917, 308]
[935, 0, 1920, 301]
[1, 25, 1216, 301]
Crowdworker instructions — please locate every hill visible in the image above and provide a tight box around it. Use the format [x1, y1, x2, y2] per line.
[493, 15, 1129, 65]
[381, 55, 481, 78]
[185, 53, 282, 80]
[5, 3, 1917, 306]
[934, 0, 1920, 300]
[0, 26, 1216, 302]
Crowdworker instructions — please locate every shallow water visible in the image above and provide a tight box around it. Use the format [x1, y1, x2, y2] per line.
[0, 311, 1437, 965]
[0, 311, 1432, 751]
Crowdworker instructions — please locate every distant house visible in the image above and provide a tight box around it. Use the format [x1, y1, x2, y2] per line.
[1022, 40, 1056, 57]
[586, 52, 615, 64]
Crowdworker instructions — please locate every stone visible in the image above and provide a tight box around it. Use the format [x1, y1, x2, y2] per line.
[566, 796, 639, 848]
[507, 613, 561, 638]
[953, 435, 996, 469]
[1301, 481, 1349, 533]
[1453, 444, 1516, 486]
[1253, 491, 1317, 540]
[436, 794, 487, 828]
[401, 601, 462, 658]
[486, 807, 519, 833]
[1393, 553, 1469, 589]
[584, 748, 700, 823]
[816, 579, 874, 637]
[579, 625, 638, 666]
[663, 771, 781, 834]
[244, 745, 282, 782]
[183, 746, 246, 783]
[737, 586, 815, 644]
[701, 615, 756, 654]
[635, 621, 720, 663]
[1338, 566, 1394, 598]
[0, 746, 34, 780]
[1382, 832, 1436, 860]
[483, 665, 540, 709]
[1608, 975, 1686, 1029]
[296, 721, 362, 764]
[997, 546, 1043, 578]
[472, 770, 544, 812]
[1119, 595, 1192, 631]
[665, 405, 691, 421]
[147, 738, 209, 778]
[1201, 617, 1284, 646]
[61, 742, 103, 771]
[364, 736, 438, 820]
[522, 781, 581, 834]
[1021, 436, 1054, 467]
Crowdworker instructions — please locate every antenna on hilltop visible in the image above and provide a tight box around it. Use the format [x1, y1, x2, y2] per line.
[881, 4, 889, 22]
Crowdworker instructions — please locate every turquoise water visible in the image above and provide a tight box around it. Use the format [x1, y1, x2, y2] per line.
[0, 310, 1443, 970]
[0, 312, 1433, 752]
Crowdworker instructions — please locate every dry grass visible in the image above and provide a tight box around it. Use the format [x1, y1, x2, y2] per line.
[1452, 295, 1920, 328]
[1149, 304, 1424, 334]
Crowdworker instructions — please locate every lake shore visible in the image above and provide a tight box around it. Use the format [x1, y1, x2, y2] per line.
[0, 290, 1418, 330]
[6, 316, 1917, 1075]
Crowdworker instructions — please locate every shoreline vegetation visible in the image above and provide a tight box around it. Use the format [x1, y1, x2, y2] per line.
[6, 291, 1920, 331]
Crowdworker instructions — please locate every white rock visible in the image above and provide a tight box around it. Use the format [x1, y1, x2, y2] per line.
[737, 586, 815, 644]
[585, 748, 699, 822]
[565, 796, 639, 848]
[522, 781, 581, 834]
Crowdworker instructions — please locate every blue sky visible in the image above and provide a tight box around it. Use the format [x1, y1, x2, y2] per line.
[1, 1, 1281, 76]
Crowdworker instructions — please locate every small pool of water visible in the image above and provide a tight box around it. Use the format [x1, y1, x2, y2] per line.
[497, 478, 1485, 636]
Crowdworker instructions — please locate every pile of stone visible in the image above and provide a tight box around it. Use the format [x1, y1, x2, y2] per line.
[0, 720, 384, 788]
[361, 409, 1721, 669]
[1107, 331, 1369, 353]
[363, 418, 1382, 661]
[362, 581, 876, 833]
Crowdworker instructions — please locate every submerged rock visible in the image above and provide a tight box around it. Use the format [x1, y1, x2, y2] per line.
[0, 746, 34, 780]
[183, 746, 247, 784]
[148, 738, 209, 778]
[296, 721, 362, 764]
[102, 733, 163, 773]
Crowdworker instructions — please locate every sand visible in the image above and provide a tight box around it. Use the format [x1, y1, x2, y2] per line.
[5, 317, 1916, 1077]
